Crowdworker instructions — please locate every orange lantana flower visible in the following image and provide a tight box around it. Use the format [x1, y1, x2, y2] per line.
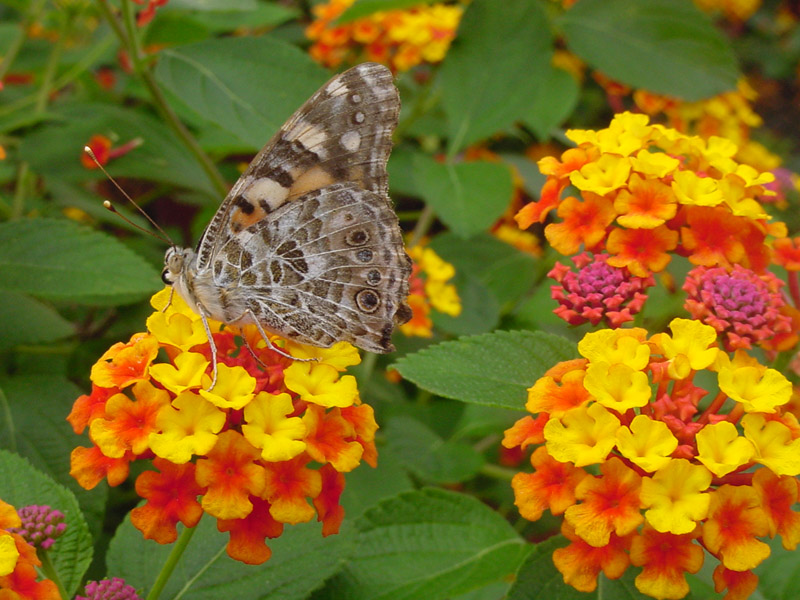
[606, 224, 678, 276]
[553, 523, 631, 593]
[565, 458, 644, 547]
[131, 459, 204, 544]
[545, 194, 616, 256]
[703, 485, 771, 572]
[510, 447, 587, 521]
[217, 497, 283, 565]
[90, 333, 158, 389]
[630, 525, 704, 600]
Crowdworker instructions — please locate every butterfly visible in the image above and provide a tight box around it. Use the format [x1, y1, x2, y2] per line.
[160, 63, 412, 387]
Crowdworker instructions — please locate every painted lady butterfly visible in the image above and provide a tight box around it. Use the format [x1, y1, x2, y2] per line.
[160, 63, 413, 385]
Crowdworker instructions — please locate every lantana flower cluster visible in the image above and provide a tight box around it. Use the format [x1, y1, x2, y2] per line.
[516, 111, 783, 277]
[306, 0, 462, 72]
[400, 244, 462, 338]
[632, 80, 785, 180]
[0, 499, 59, 599]
[516, 112, 799, 349]
[68, 288, 378, 565]
[504, 319, 800, 600]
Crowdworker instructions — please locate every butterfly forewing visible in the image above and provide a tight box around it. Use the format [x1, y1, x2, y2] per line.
[196, 62, 400, 272]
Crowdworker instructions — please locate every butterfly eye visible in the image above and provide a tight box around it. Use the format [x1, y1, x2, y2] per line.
[161, 269, 174, 285]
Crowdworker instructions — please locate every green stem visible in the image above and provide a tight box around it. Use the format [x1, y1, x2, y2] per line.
[35, 12, 70, 114]
[479, 463, 516, 482]
[416, 388, 432, 405]
[172, 544, 227, 600]
[359, 351, 378, 385]
[772, 348, 793, 379]
[120, 0, 144, 65]
[38, 549, 69, 600]
[408, 204, 436, 247]
[11, 161, 29, 220]
[95, 0, 130, 46]
[0, 387, 16, 453]
[97, 0, 229, 198]
[146, 523, 199, 600]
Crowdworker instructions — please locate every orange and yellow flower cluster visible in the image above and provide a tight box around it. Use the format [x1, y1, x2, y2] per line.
[0, 499, 59, 599]
[68, 288, 378, 565]
[516, 112, 784, 278]
[400, 244, 461, 338]
[632, 80, 783, 178]
[504, 319, 800, 600]
[306, 0, 463, 72]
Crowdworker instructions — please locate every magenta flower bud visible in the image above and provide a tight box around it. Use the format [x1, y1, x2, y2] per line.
[683, 264, 792, 351]
[549, 252, 655, 328]
[76, 577, 142, 600]
[8, 505, 66, 551]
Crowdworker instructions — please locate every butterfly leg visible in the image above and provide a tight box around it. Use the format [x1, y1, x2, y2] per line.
[198, 310, 220, 390]
[247, 309, 317, 363]
[241, 333, 268, 370]
[161, 287, 175, 313]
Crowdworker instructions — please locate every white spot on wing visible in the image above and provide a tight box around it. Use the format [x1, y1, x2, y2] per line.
[340, 130, 361, 152]
[326, 81, 349, 97]
[285, 120, 328, 156]
[242, 177, 288, 211]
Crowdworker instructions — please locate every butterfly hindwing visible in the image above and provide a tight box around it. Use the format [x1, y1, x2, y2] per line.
[212, 182, 411, 352]
[196, 62, 400, 272]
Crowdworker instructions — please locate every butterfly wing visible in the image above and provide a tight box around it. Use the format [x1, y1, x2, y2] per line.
[192, 62, 411, 352]
[195, 62, 400, 272]
[214, 182, 411, 352]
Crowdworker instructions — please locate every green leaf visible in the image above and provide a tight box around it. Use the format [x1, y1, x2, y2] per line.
[559, 0, 739, 101]
[108, 514, 352, 600]
[498, 153, 546, 198]
[0, 218, 159, 304]
[155, 37, 329, 149]
[440, 0, 552, 153]
[505, 536, 575, 600]
[430, 233, 538, 311]
[161, 3, 297, 32]
[18, 103, 217, 196]
[431, 270, 500, 336]
[0, 450, 93, 597]
[393, 330, 578, 410]
[340, 450, 414, 518]
[0, 376, 108, 538]
[339, 0, 437, 22]
[523, 65, 580, 140]
[384, 416, 485, 484]
[337, 488, 528, 600]
[0, 291, 73, 350]
[753, 536, 800, 600]
[388, 145, 422, 198]
[413, 156, 513, 238]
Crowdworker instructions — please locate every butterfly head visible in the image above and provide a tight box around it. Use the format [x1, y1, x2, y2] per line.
[162, 246, 195, 286]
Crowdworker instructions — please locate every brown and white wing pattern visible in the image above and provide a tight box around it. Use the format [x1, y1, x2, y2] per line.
[196, 62, 400, 272]
[211, 182, 412, 352]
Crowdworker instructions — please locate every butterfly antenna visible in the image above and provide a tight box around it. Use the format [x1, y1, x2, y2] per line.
[84, 145, 175, 246]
